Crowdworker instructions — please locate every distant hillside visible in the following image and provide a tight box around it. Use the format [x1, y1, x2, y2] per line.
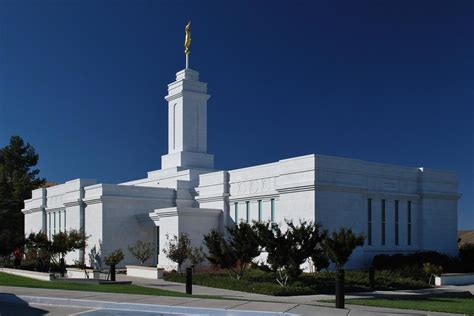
[459, 230, 474, 245]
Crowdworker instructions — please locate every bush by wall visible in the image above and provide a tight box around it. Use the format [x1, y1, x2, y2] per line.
[459, 243, 474, 271]
[164, 268, 427, 296]
[372, 251, 470, 275]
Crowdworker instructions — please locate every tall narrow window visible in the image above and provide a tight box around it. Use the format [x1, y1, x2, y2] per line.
[407, 201, 412, 245]
[258, 200, 262, 222]
[48, 213, 52, 240]
[381, 199, 386, 245]
[246, 201, 250, 223]
[234, 202, 239, 223]
[270, 198, 275, 223]
[58, 211, 62, 232]
[394, 200, 399, 246]
[64, 210, 67, 231]
[53, 212, 57, 236]
[172, 104, 176, 150]
[367, 198, 372, 246]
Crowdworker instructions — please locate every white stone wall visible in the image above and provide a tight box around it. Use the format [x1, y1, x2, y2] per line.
[196, 154, 460, 269]
[150, 207, 221, 271]
[83, 183, 176, 267]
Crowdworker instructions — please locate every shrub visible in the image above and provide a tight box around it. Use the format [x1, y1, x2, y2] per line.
[103, 249, 124, 266]
[459, 243, 474, 271]
[423, 262, 443, 285]
[204, 222, 260, 280]
[373, 251, 463, 274]
[128, 241, 154, 266]
[164, 268, 428, 296]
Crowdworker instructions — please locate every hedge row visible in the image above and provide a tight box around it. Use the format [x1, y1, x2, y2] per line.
[373, 249, 474, 274]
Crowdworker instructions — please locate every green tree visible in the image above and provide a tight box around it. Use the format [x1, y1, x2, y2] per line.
[53, 230, 87, 260]
[163, 233, 191, 273]
[286, 221, 326, 279]
[322, 227, 365, 269]
[0, 230, 24, 266]
[0, 136, 45, 242]
[254, 221, 291, 286]
[25, 231, 53, 272]
[322, 227, 365, 309]
[51, 229, 87, 276]
[204, 222, 260, 280]
[255, 220, 326, 285]
[310, 248, 330, 273]
[104, 249, 124, 267]
[128, 240, 154, 266]
[104, 249, 124, 282]
[188, 246, 205, 267]
[203, 230, 237, 274]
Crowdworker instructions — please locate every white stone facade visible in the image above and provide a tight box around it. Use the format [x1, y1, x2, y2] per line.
[22, 65, 460, 270]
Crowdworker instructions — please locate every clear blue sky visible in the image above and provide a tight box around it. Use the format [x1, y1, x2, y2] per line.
[1, 1, 472, 229]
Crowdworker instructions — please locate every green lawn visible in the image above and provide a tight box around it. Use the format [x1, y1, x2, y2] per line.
[345, 297, 474, 315]
[0, 272, 203, 298]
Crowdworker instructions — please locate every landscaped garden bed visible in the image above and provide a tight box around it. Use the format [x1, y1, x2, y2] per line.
[164, 268, 428, 296]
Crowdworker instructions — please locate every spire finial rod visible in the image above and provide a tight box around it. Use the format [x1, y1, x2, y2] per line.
[184, 21, 191, 69]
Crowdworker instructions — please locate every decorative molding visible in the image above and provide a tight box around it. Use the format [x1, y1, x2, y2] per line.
[230, 177, 276, 196]
[419, 192, 462, 200]
[149, 207, 221, 220]
[63, 199, 82, 207]
[229, 193, 279, 203]
[229, 194, 280, 205]
[83, 195, 175, 206]
[21, 207, 44, 215]
[277, 184, 315, 194]
[368, 190, 420, 200]
[45, 207, 66, 213]
[195, 193, 229, 203]
[316, 184, 366, 194]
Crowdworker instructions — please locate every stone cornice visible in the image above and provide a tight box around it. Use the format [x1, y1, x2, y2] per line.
[418, 192, 462, 200]
[21, 207, 44, 215]
[367, 190, 420, 200]
[150, 207, 221, 220]
[45, 206, 66, 213]
[83, 195, 175, 206]
[165, 91, 210, 102]
[63, 199, 82, 207]
[277, 184, 315, 194]
[316, 184, 367, 194]
[229, 193, 279, 202]
[195, 193, 229, 203]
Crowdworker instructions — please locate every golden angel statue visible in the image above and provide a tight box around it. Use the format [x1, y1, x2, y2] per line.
[184, 21, 191, 55]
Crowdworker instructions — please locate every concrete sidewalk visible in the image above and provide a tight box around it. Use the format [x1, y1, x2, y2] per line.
[0, 285, 465, 316]
[116, 274, 473, 305]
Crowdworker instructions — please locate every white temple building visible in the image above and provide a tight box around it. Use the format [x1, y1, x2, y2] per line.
[22, 52, 460, 270]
